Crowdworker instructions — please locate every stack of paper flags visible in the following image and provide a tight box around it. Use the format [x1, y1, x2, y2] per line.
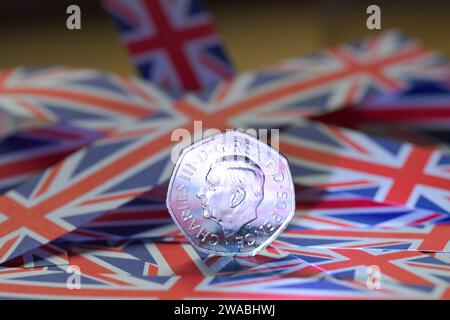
[0, 0, 448, 299]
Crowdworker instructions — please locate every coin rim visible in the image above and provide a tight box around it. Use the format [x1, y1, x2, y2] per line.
[166, 130, 296, 256]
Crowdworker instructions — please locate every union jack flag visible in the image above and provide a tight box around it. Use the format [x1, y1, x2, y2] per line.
[0, 119, 176, 265]
[285, 186, 450, 230]
[0, 241, 448, 299]
[280, 224, 450, 252]
[0, 112, 42, 138]
[0, 66, 176, 130]
[315, 80, 450, 147]
[280, 120, 450, 215]
[59, 193, 175, 243]
[159, 30, 447, 133]
[102, 0, 235, 91]
[271, 241, 450, 293]
[0, 124, 101, 194]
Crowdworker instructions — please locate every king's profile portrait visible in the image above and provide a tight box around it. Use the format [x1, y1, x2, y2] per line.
[196, 155, 265, 237]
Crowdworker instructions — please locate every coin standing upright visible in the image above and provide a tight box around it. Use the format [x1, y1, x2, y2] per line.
[166, 130, 295, 256]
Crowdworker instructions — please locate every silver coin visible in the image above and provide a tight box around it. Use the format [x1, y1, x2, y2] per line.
[166, 130, 295, 256]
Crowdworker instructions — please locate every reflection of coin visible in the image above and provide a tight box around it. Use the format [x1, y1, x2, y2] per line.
[166, 130, 295, 256]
